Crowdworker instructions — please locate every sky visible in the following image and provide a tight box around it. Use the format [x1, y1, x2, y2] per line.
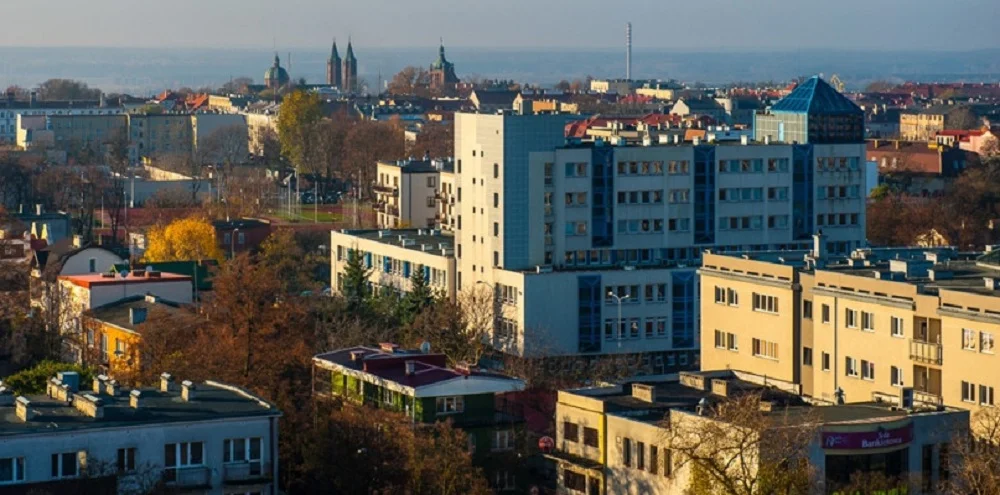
[3, 0, 998, 51]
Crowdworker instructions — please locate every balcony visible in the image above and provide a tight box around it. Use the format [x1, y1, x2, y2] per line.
[910, 339, 943, 365]
[372, 184, 398, 195]
[913, 389, 943, 406]
[224, 462, 272, 484]
[164, 466, 210, 488]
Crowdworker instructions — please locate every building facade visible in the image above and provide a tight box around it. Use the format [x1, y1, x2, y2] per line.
[341, 41, 358, 93]
[374, 158, 452, 229]
[0, 373, 280, 494]
[699, 247, 1000, 422]
[326, 40, 342, 88]
[331, 228, 456, 300]
[549, 370, 966, 495]
[429, 42, 459, 93]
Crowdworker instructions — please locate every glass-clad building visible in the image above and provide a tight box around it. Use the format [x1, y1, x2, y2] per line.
[755, 77, 864, 144]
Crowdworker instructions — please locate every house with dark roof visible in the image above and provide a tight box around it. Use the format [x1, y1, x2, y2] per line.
[470, 90, 519, 113]
[212, 218, 271, 258]
[83, 294, 186, 376]
[313, 343, 526, 491]
[669, 98, 726, 122]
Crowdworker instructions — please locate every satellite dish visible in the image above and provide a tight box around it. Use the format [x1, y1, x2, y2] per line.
[419, 341, 431, 354]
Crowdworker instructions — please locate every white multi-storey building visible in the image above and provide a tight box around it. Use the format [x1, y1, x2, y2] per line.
[331, 78, 868, 371]
[0, 372, 280, 494]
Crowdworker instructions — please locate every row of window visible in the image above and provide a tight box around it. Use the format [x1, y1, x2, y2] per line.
[563, 421, 599, 447]
[817, 185, 862, 199]
[604, 317, 669, 340]
[615, 161, 667, 176]
[620, 437, 673, 477]
[0, 438, 263, 485]
[713, 286, 739, 306]
[617, 218, 665, 234]
[713, 330, 739, 351]
[606, 284, 668, 304]
[816, 213, 861, 227]
[752, 338, 778, 360]
[559, 246, 701, 267]
[617, 190, 663, 205]
[962, 328, 995, 353]
[961, 381, 995, 406]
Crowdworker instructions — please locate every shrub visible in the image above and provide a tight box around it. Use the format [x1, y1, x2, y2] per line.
[3, 360, 96, 395]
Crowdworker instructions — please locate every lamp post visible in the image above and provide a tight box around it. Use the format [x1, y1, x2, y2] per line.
[230, 228, 240, 259]
[607, 291, 629, 348]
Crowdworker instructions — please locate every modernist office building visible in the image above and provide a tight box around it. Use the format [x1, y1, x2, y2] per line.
[331, 78, 867, 367]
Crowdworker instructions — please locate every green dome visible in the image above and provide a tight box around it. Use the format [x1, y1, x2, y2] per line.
[264, 54, 290, 86]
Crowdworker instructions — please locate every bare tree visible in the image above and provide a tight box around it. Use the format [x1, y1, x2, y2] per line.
[943, 406, 1000, 495]
[199, 124, 249, 168]
[662, 390, 818, 495]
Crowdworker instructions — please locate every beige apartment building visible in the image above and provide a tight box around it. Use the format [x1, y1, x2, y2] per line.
[374, 159, 453, 229]
[700, 245, 1000, 420]
[49, 114, 128, 151]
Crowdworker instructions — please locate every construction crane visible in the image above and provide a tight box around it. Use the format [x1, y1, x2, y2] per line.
[829, 74, 846, 92]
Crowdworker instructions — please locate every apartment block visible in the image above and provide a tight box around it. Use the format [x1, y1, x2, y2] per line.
[330, 228, 456, 300]
[549, 370, 967, 495]
[699, 245, 1000, 420]
[312, 344, 525, 491]
[329, 78, 866, 364]
[0, 372, 280, 494]
[373, 158, 453, 229]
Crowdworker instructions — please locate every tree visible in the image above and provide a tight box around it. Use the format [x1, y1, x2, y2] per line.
[947, 107, 982, 130]
[663, 390, 818, 495]
[412, 121, 454, 160]
[141, 215, 224, 263]
[277, 90, 324, 172]
[341, 248, 372, 312]
[220, 77, 254, 94]
[103, 128, 131, 248]
[258, 228, 321, 294]
[343, 119, 405, 199]
[397, 265, 434, 325]
[36, 79, 102, 101]
[864, 80, 897, 93]
[305, 115, 350, 189]
[387, 66, 433, 96]
[554, 80, 571, 92]
[944, 406, 1000, 494]
[3, 360, 95, 395]
[199, 124, 248, 167]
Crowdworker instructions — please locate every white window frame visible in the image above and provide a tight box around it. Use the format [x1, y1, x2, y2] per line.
[861, 312, 875, 332]
[751, 293, 778, 314]
[861, 360, 875, 381]
[963, 329, 977, 351]
[980, 385, 995, 406]
[117, 447, 136, 473]
[435, 396, 465, 415]
[165, 441, 204, 477]
[891, 366, 904, 387]
[891, 316, 904, 338]
[492, 429, 514, 452]
[223, 437, 263, 468]
[0, 457, 25, 484]
[50, 452, 81, 479]
[981, 332, 995, 354]
[845, 309, 858, 329]
[846, 357, 859, 377]
[962, 381, 976, 403]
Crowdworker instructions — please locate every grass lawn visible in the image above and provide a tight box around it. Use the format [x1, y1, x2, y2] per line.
[272, 210, 344, 223]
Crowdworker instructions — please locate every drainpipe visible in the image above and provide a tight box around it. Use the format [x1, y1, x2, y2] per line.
[833, 296, 839, 399]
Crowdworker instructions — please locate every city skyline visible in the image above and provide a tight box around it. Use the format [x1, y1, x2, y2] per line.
[1, 0, 997, 51]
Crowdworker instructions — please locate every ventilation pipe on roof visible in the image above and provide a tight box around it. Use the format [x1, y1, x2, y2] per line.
[405, 360, 416, 376]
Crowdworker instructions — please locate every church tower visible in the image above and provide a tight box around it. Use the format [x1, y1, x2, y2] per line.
[326, 39, 342, 88]
[342, 39, 358, 93]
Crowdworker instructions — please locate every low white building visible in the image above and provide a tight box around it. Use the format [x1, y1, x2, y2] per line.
[0, 372, 280, 494]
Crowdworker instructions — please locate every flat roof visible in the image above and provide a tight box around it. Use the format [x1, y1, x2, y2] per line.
[59, 271, 191, 289]
[335, 228, 454, 253]
[0, 381, 278, 437]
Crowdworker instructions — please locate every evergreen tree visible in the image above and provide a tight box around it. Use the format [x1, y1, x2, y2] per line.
[342, 248, 372, 312]
[398, 264, 434, 325]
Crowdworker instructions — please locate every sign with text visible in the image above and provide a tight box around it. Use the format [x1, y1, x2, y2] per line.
[821, 423, 913, 450]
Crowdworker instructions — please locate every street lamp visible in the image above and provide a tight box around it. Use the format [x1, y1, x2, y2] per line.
[607, 291, 629, 348]
[230, 228, 240, 259]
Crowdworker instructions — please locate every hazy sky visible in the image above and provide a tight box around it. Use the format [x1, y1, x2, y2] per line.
[3, 0, 997, 51]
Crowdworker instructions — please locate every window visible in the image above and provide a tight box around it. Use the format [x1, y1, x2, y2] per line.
[821, 304, 831, 323]
[940, 443, 950, 482]
[50, 452, 80, 479]
[891, 366, 904, 387]
[963, 329, 977, 350]
[164, 442, 203, 481]
[714, 286, 726, 304]
[564, 421, 579, 442]
[822, 352, 831, 371]
[846, 357, 859, 377]
[436, 396, 464, 414]
[714, 330, 726, 349]
[727, 333, 738, 351]
[495, 470, 516, 491]
[751, 293, 778, 314]
[0, 457, 25, 484]
[117, 448, 136, 473]
[861, 311, 875, 332]
[962, 381, 976, 403]
[493, 163, 499, 179]
[583, 427, 598, 447]
[752, 338, 778, 360]
[845, 309, 858, 328]
[891, 316, 904, 337]
[662, 448, 673, 477]
[565, 221, 587, 236]
[649, 446, 658, 475]
[492, 430, 514, 451]
[224, 438, 263, 473]
[88, 258, 96, 273]
[861, 360, 875, 380]
[637, 441, 646, 470]
[427, 196, 436, 207]
[494, 222, 499, 237]
[803, 347, 813, 366]
[645, 283, 666, 302]
[622, 438, 632, 467]
[980, 385, 994, 406]
[564, 469, 586, 492]
[982, 332, 995, 354]
[726, 288, 738, 306]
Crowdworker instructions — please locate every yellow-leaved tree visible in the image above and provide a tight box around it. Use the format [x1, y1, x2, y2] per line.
[141, 216, 224, 263]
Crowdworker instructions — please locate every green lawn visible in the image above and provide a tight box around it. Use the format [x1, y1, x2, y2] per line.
[272, 210, 344, 223]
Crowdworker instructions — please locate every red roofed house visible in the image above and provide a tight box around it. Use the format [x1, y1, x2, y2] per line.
[867, 139, 978, 195]
[313, 344, 527, 491]
[935, 128, 998, 156]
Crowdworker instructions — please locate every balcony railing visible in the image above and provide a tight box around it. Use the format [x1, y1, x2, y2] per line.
[913, 389, 943, 406]
[224, 461, 271, 484]
[910, 339, 943, 365]
[164, 466, 210, 488]
[372, 184, 398, 194]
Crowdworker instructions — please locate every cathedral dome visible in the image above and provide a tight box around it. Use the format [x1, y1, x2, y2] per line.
[264, 54, 290, 88]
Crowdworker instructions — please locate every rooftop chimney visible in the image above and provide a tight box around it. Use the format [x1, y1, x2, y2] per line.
[72, 394, 104, 418]
[93, 375, 108, 394]
[35, 204, 43, 216]
[405, 360, 416, 376]
[15, 396, 34, 422]
[631, 383, 657, 403]
[813, 232, 826, 261]
[160, 372, 174, 392]
[29, 91, 37, 108]
[129, 389, 142, 409]
[105, 379, 119, 397]
[181, 380, 196, 401]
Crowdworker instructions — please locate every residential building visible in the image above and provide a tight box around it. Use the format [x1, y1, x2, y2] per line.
[245, 110, 279, 156]
[331, 228, 456, 300]
[670, 98, 726, 123]
[374, 158, 452, 229]
[934, 128, 999, 155]
[332, 79, 866, 363]
[0, 91, 132, 145]
[312, 344, 525, 492]
[635, 81, 683, 101]
[127, 114, 194, 163]
[82, 294, 185, 376]
[867, 140, 974, 195]
[213, 218, 271, 257]
[712, 97, 761, 127]
[699, 245, 1000, 424]
[589, 79, 635, 95]
[549, 369, 967, 495]
[192, 113, 249, 163]
[0, 372, 280, 494]
[866, 107, 903, 138]
[899, 104, 995, 141]
[48, 114, 128, 152]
